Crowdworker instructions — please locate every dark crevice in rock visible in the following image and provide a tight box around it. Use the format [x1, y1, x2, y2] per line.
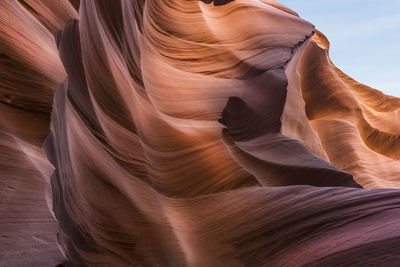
[280, 30, 315, 70]
[200, 0, 235, 6]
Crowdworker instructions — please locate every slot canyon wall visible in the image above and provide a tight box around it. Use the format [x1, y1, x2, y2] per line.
[1, 0, 400, 266]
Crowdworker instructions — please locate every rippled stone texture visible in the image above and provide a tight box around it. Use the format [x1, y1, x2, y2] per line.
[1, 0, 400, 266]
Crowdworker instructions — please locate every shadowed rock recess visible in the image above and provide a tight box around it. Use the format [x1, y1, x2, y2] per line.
[1, 0, 400, 266]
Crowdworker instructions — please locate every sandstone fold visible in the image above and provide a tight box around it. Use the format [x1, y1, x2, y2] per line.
[1, 0, 400, 266]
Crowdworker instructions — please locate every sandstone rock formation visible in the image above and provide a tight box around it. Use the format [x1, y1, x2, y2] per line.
[1, 0, 400, 266]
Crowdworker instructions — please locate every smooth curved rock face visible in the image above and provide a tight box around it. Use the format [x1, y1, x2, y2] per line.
[1, 0, 400, 266]
[0, 1, 76, 266]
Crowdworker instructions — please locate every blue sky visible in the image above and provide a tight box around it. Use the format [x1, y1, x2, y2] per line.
[280, 0, 400, 97]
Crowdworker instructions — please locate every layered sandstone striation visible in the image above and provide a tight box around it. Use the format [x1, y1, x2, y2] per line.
[1, 0, 400, 266]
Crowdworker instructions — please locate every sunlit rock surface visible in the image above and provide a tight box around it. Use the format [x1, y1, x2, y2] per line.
[1, 0, 400, 266]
